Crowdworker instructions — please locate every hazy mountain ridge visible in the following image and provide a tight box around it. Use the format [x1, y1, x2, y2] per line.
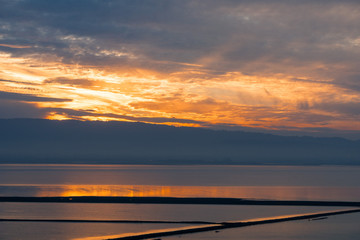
[0, 119, 359, 165]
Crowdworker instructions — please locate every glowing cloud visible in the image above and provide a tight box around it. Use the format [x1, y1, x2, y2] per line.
[1, 0, 360, 138]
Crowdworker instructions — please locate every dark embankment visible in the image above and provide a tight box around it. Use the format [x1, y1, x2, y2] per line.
[1, 196, 360, 207]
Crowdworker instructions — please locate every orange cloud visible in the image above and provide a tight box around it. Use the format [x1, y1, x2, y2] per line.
[1, 51, 360, 134]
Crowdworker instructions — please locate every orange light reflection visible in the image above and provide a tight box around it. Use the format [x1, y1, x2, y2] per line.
[29, 185, 360, 201]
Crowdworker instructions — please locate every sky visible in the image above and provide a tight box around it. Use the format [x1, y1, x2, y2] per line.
[0, 0, 360, 139]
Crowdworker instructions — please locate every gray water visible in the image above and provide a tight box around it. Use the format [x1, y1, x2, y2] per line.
[0, 164, 359, 239]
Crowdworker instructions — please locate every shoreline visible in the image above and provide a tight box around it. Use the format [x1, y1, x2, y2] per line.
[1, 196, 360, 207]
[84, 208, 360, 240]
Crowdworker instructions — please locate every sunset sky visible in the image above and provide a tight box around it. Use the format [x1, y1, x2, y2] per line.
[1, 0, 360, 138]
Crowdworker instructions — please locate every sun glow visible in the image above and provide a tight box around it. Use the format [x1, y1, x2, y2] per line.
[1, 50, 360, 132]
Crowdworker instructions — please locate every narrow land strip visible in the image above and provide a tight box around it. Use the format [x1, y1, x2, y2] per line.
[1, 196, 360, 207]
[105, 208, 360, 240]
[0, 219, 213, 224]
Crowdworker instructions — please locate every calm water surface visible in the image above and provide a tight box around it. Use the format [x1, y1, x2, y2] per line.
[0, 164, 359, 239]
[1, 164, 360, 200]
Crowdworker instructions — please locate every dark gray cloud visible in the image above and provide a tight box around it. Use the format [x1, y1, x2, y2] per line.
[314, 101, 360, 116]
[0, 100, 47, 118]
[44, 78, 95, 87]
[0, 79, 41, 86]
[1, 0, 359, 79]
[0, 90, 72, 102]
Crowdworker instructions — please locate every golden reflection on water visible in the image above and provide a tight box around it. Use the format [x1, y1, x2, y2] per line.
[57, 185, 239, 198]
[19, 185, 359, 201]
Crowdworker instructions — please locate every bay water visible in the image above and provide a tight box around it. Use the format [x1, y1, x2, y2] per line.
[0, 164, 359, 239]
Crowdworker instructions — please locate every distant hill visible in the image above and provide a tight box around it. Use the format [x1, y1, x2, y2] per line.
[0, 119, 359, 165]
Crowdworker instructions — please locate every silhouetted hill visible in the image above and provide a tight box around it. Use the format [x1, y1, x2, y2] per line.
[0, 119, 359, 165]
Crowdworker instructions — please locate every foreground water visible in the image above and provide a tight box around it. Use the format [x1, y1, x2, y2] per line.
[0, 164, 359, 239]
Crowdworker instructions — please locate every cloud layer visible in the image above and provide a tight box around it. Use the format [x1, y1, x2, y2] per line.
[0, 0, 360, 138]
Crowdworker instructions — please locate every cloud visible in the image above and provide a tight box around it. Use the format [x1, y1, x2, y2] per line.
[0, 100, 47, 118]
[0, 43, 32, 49]
[130, 97, 233, 115]
[44, 78, 95, 88]
[1, 0, 360, 136]
[0, 0, 359, 82]
[46, 108, 205, 124]
[0, 79, 41, 86]
[314, 101, 360, 116]
[0, 90, 72, 102]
